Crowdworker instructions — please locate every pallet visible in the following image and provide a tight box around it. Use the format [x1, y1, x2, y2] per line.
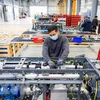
[0, 34, 24, 57]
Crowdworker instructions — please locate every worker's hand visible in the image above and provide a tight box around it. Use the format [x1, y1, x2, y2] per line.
[48, 60, 55, 68]
[57, 59, 63, 66]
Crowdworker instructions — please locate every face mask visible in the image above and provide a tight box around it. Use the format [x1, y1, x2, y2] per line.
[50, 34, 58, 40]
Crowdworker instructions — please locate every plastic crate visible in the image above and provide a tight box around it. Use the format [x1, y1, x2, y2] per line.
[72, 36, 82, 43]
[33, 37, 44, 43]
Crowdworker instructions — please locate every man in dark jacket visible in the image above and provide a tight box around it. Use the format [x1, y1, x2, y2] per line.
[42, 25, 69, 68]
[81, 16, 92, 32]
[92, 16, 98, 32]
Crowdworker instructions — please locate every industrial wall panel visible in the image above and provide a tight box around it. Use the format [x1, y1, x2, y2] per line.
[29, 0, 47, 6]
[14, 0, 19, 6]
[0, 4, 3, 22]
[14, 7, 19, 21]
[6, 6, 13, 21]
[48, 0, 58, 14]
[97, 6, 100, 20]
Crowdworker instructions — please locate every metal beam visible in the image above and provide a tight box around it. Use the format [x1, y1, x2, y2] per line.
[47, 0, 48, 14]
[76, 0, 81, 15]
[2, 0, 7, 21]
[12, 0, 15, 20]
[66, 0, 68, 14]
[18, 0, 21, 6]
[69, 0, 72, 15]
[91, 0, 98, 20]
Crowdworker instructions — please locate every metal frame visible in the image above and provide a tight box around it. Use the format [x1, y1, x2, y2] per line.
[0, 57, 100, 100]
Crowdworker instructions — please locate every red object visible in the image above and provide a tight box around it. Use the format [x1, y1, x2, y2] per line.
[71, 15, 81, 27]
[46, 94, 50, 100]
[65, 15, 81, 26]
[51, 17, 58, 22]
[97, 49, 100, 60]
[33, 37, 44, 43]
[66, 15, 71, 26]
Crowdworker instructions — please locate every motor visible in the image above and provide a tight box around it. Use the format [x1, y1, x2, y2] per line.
[0, 84, 20, 100]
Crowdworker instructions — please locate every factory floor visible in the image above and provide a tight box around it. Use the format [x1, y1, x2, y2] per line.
[19, 45, 98, 59]
[0, 17, 32, 34]
[0, 17, 100, 59]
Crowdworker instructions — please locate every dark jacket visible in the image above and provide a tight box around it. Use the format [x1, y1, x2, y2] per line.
[81, 20, 92, 31]
[42, 36, 69, 62]
[92, 18, 98, 27]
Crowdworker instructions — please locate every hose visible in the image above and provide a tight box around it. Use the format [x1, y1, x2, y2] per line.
[94, 80, 98, 100]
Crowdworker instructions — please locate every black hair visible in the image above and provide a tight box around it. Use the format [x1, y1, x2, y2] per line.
[84, 16, 88, 19]
[48, 25, 58, 33]
[95, 16, 98, 18]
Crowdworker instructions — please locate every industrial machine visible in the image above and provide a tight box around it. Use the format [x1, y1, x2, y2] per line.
[0, 57, 100, 100]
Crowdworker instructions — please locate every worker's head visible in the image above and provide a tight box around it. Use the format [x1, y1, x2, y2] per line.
[84, 16, 88, 21]
[95, 16, 98, 19]
[53, 14, 57, 18]
[48, 25, 59, 40]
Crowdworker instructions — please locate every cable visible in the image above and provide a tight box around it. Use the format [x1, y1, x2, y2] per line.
[70, 86, 77, 99]
[94, 80, 98, 100]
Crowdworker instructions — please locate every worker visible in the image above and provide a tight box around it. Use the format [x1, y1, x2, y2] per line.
[51, 14, 58, 22]
[92, 16, 98, 32]
[81, 16, 92, 32]
[42, 25, 69, 68]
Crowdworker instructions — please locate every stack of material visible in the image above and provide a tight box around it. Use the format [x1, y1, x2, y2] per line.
[71, 15, 81, 27]
[0, 34, 23, 57]
[66, 15, 71, 26]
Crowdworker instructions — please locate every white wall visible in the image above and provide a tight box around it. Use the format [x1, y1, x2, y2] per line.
[6, 6, 13, 21]
[30, 6, 47, 17]
[80, 0, 92, 19]
[29, 0, 47, 6]
[0, 4, 4, 22]
[48, 0, 58, 14]
[97, 0, 100, 20]
[29, 0, 58, 14]
[14, 7, 19, 21]
[97, 6, 100, 20]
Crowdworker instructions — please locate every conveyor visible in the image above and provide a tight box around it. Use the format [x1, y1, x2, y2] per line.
[0, 57, 100, 100]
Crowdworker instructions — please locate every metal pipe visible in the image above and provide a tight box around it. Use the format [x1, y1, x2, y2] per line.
[64, 65, 83, 69]
[25, 74, 80, 79]
[32, 91, 40, 100]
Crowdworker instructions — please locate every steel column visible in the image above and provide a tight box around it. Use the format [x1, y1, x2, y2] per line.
[76, 0, 81, 15]
[66, 0, 68, 14]
[69, 0, 72, 15]
[91, 0, 98, 20]
[12, 0, 15, 20]
[47, 0, 49, 14]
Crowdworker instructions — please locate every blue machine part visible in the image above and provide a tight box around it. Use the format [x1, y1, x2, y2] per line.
[43, 27, 48, 31]
[0, 84, 20, 100]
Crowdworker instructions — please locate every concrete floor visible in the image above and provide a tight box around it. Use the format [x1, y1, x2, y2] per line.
[19, 45, 97, 59]
[0, 17, 33, 34]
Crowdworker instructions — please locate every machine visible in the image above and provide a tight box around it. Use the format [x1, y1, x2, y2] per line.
[0, 57, 99, 100]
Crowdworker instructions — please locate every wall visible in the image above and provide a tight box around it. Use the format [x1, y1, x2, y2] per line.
[0, 4, 4, 22]
[80, 0, 92, 19]
[29, 0, 47, 6]
[30, 6, 47, 17]
[48, 0, 58, 14]
[97, 0, 100, 20]
[21, 0, 30, 16]
[29, 0, 58, 14]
